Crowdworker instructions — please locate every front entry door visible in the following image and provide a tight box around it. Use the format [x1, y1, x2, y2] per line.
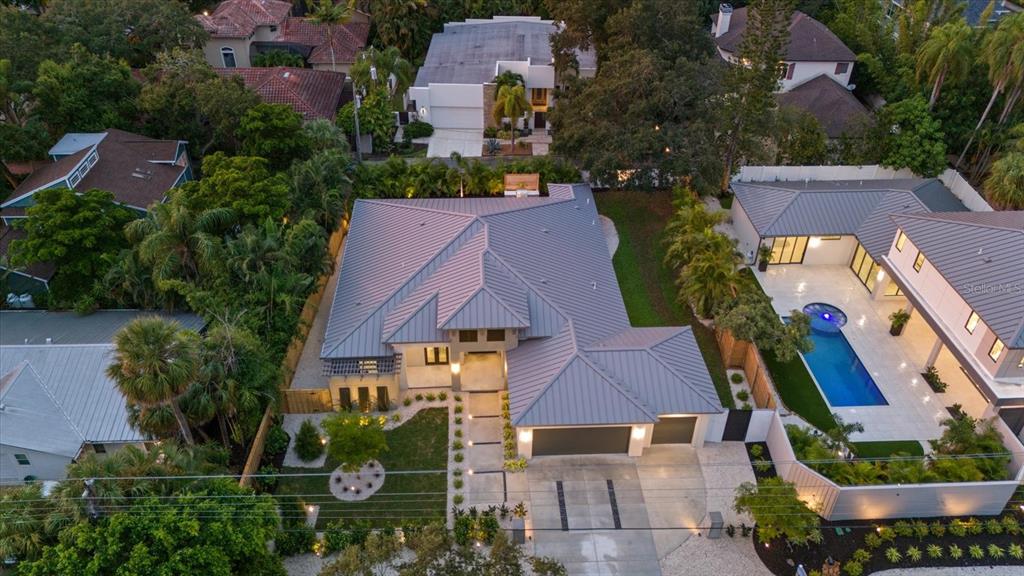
[533, 111, 546, 130]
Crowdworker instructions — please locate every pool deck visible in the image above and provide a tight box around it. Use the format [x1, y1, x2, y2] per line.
[755, 265, 946, 444]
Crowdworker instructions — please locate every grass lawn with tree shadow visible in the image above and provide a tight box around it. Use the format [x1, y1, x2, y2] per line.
[275, 408, 448, 528]
[595, 189, 733, 408]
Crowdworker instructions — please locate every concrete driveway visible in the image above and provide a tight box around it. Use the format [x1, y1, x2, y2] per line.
[426, 129, 484, 158]
[515, 446, 706, 576]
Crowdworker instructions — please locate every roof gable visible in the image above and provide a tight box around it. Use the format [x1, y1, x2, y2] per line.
[197, 0, 291, 38]
[715, 8, 855, 62]
[0, 362, 84, 458]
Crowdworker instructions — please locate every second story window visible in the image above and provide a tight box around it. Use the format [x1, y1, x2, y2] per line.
[458, 330, 478, 343]
[425, 346, 449, 365]
[895, 231, 908, 252]
[221, 47, 236, 68]
[486, 329, 504, 342]
[835, 62, 849, 75]
[989, 339, 1005, 362]
[965, 311, 981, 334]
[913, 251, 926, 272]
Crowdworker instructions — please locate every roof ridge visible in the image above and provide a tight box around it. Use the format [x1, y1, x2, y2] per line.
[21, 362, 87, 442]
[575, 352, 659, 420]
[480, 249, 530, 326]
[359, 199, 483, 218]
[382, 292, 438, 342]
[644, 332, 722, 410]
[894, 210, 1024, 233]
[510, 323, 580, 427]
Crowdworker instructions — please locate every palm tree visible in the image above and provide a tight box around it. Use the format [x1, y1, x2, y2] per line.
[107, 317, 200, 445]
[915, 19, 974, 109]
[984, 146, 1024, 209]
[957, 13, 1024, 167]
[492, 84, 531, 148]
[309, 0, 355, 73]
[350, 46, 414, 106]
[678, 237, 741, 318]
[663, 200, 728, 271]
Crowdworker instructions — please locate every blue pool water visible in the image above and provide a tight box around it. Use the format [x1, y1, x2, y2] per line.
[789, 311, 888, 407]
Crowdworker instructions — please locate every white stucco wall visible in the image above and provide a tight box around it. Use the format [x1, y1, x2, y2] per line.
[0, 445, 73, 484]
[730, 201, 762, 263]
[779, 61, 853, 92]
[801, 236, 857, 266]
[410, 84, 485, 130]
[203, 37, 252, 68]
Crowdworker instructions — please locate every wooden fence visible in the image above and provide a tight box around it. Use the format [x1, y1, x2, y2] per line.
[282, 389, 334, 413]
[716, 329, 777, 410]
[239, 405, 274, 488]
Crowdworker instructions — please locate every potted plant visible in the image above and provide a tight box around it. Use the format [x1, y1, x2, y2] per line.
[888, 309, 911, 336]
[922, 365, 947, 392]
[757, 245, 773, 271]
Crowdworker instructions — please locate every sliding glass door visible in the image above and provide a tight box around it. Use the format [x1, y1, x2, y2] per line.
[768, 236, 808, 265]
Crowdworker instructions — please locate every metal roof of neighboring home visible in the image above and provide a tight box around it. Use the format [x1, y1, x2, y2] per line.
[48, 133, 107, 157]
[196, 0, 292, 38]
[322, 185, 722, 427]
[414, 17, 596, 87]
[0, 363, 85, 458]
[713, 8, 855, 62]
[777, 75, 871, 138]
[0, 310, 206, 345]
[276, 17, 369, 66]
[732, 179, 967, 259]
[215, 67, 347, 120]
[890, 211, 1024, 348]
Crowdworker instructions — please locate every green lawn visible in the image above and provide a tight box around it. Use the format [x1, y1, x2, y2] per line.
[852, 440, 925, 458]
[595, 190, 733, 408]
[275, 408, 448, 528]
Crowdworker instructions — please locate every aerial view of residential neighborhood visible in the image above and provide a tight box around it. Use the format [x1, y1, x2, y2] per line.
[1, 0, 1023, 574]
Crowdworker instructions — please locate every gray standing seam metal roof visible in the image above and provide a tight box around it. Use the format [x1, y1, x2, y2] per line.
[890, 211, 1024, 348]
[0, 363, 84, 458]
[732, 179, 967, 259]
[413, 19, 596, 87]
[0, 310, 206, 345]
[322, 185, 723, 427]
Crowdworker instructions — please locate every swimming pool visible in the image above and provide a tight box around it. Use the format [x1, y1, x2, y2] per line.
[790, 308, 888, 407]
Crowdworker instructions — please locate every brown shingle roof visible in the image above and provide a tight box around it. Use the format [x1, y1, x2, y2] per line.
[277, 17, 369, 66]
[714, 7, 855, 62]
[0, 222, 55, 282]
[776, 75, 871, 138]
[9, 149, 91, 199]
[215, 67, 346, 120]
[197, 0, 292, 38]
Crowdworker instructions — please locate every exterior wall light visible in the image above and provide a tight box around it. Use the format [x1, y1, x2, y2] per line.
[451, 362, 461, 375]
[808, 236, 822, 248]
[631, 426, 646, 440]
[518, 429, 533, 443]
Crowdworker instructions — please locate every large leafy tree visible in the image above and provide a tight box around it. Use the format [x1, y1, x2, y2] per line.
[291, 149, 353, 229]
[0, 59, 50, 173]
[322, 413, 388, 472]
[237, 103, 311, 170]
[545, 0, 631, 65]
[107, 317, 201, 444]
[337, 89, 397, 152]
[716, 289, 813, 363]
[771, 106, 828, 165]
[178, 153, 291, 223]
[9, 188, 134, 304]
[32, 44, 139, 136]
[370, 0, 435, 63]
[915, 19, 975, 109]
[877, 95, 947, 177]
[0, 7, 61, 86]
[41, 0, 207, 68]
[18, 482, 284, 576]
[734, 477, 821, 546]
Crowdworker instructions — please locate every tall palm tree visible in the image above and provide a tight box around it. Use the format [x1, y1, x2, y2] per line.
[350, 46, 413, 106]
[309, 0, 355, 73]
[107, 317, 200, 445]
[679, 243, 741, 319]
[915, 19, 974, 109]
[664, 200, 728, 271]
[957, 13, 1024, 167]
[984, 130, 1024, 208]
[492, 84, 531, 148]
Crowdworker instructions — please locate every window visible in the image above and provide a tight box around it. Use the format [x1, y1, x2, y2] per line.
[93, 443, 106, 454]
[530, 88, 547, 106]
[486, 329, 504, 342]
[819, 236, 842, 241]
[784, 62, 795, 80]
[424, 346, 449, 365]
[68, 173, 81, 187]
[895, 231, 908, 252]
[768, 236, 808, 264]
[835, 62, 849, 75]
[850, 242, 881, 292]
[14, 454, 30, 465]
[965, 311, 981, 334]
[458, 330, 478, 343]
[988, 339, 1005, 362]
[913, 251, 926, 272]
[221, 47, 236, 68]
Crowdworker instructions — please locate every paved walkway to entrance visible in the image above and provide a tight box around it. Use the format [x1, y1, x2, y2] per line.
[464, 392, 505, 508]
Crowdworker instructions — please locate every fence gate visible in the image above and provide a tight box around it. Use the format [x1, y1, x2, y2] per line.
[722, 409, 753, 441]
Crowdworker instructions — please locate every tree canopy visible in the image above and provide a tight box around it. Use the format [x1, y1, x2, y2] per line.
[322, 413, 389, 472]
[877, 95, 948, 177]
[237, 104, 311, 171]
[179, 153, 291, 224]
[734, 477, 822, 546]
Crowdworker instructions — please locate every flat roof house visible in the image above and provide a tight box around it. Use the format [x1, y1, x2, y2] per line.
[712, 3, 870, 138]
[321, 184, 723, 458]
[0, 310, 205, 484]
[0, 129, 191, 293]
[408, 16, 596, 139]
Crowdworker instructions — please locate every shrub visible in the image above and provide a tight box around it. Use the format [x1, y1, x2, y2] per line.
[454, 416, 463, 425]
[851, 548, 871, 563]
[877, 526, 895, 542]
[922, 365, 947, 392]
[966, 517, 983, 535]
[926, 544, 943, 559]
[403, 397, 412, 407]
[906, 546, 921, 562]
[275, 526, 316, 556]
[454, 512, 472, 544]
[404, 120, 434, 139]
[392, 413, 401, 423]
[478, 513, 500, 544]
[483, 126, 498, 138]
[453, 493, 464, 505]
[321, 413, 388, 472]
[731, 372, 745, 384]
[968, 544, 983, 559]
[929, 520, 945, 538]
[736, 389, 750, 401]
[503, 457, 527, 472]
[864, 532, 882, 549]
[454, 394, 462, 402]
[885, 547, 902, 563]
[948, 544, 963, 559]
[1002, 514, 1021, 535]
[984, 518, 1004, 535]
[425, 393, 437, 402]
[323, 521, 353, 553]
[255, 464, 278, 491]
[452, 440, 463, 451]
[1008, 543, 1023, 560]
[454, 428, 463, 438]
[749, 444, 763, 458]
[948, 519, 967, 537]
[893, 520, 913, 538]
[912, 520, 929, 539]
[453, 452, 464, 463]
[453, 478, 463, 489]
[454, 404, 463, 414]
[415, 393, 424, 401]
[264, 425, 290, 458]
[742, 402, 752, 409]
[294, 419, 324, 461]
[842, 561, 862, 576]
[988, 544, 1004, 558]
[438, 392, 448, 401]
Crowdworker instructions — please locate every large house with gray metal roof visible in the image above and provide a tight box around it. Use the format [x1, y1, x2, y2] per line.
[0, 311, 205, 484]
[321, 184, 723, 457]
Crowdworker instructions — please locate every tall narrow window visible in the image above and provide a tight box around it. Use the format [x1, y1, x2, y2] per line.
[835, 62, 849, 75]
[895, 231, 908, 252]
[913, 251, 926, 272]
[964, 311, 981, 334]
[785, 63, 795, 80]
[988, 339, 1005, 362]
[221, 47, 236, 68]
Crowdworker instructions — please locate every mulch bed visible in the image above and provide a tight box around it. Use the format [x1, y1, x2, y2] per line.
[482, 142, 533, 156]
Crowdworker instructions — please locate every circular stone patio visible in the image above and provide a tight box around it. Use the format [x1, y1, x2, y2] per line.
[328, 460, 385, 501]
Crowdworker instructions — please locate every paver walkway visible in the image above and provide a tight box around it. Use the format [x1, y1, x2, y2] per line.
[464, 391, 505, 508]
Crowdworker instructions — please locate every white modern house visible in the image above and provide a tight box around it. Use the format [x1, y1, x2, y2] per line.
[407, 16, 596, 153]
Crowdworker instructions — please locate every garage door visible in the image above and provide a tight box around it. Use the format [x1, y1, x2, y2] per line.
[430, 107, 484, 130]
[652, 416, 697, 444]
[532, 427, 630, 456]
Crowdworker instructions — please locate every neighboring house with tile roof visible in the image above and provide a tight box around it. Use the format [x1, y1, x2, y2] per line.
[0, 129, 191, 293]
[197, 0, 369, 72]
[215, 67, 347, 120]
[320, 184, 723, 457]
[712, 3, 869, 138]
[0, 310, 205, 484]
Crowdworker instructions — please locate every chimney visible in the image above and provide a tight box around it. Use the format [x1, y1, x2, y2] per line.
[716, 3, 733, 38]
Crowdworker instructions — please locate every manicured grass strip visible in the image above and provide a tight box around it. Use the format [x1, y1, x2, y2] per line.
[275, 408, 448, 528]
[852, 440, 924, 458]
[595, 190, 733, 408]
